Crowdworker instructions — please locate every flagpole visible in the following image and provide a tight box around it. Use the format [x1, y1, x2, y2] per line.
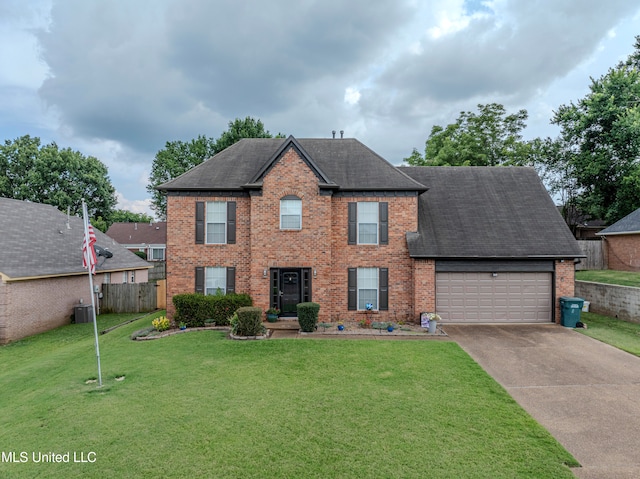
[82, 200, 102, 387]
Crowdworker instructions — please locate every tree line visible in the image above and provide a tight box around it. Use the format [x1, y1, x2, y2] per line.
[2, 39, 640, 229]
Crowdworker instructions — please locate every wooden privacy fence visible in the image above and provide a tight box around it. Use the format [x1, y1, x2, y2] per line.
[101, 283, 158, 313]
[576, 240, 606, 271]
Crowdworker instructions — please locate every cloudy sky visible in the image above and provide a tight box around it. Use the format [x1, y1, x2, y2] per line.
[2, 0, 639, 217]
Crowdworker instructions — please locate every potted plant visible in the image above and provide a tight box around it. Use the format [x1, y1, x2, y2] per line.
[266, 308, 280, 322]
[337, 321, 344, 331]
[179, 321, 187, 330]
[386, 322, 395, 332]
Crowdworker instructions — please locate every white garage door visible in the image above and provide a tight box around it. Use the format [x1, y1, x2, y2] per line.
[436, 272, 552, 322]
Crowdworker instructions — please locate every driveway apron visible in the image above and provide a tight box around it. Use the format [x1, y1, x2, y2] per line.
[445, 324, 640, 479]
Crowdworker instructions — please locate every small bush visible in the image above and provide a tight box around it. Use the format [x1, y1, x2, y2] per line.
[152, 316, 170, 332]
[173, 293, 253, 327]
[233, 307, 265, 337]
[297, 302, 320, 332]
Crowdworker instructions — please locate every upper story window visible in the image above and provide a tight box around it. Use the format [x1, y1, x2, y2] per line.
[357, 202, 378, 244]
[280, 196, 302, 230]
[195, 201, 236, 245]
[348, 201, 388, 245]
[206, 201, 227, 243]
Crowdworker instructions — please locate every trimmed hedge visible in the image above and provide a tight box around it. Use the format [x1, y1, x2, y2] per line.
[297, 302, 320, 332]
[173, 293, 253, 327]
[231, 307, 266, 337]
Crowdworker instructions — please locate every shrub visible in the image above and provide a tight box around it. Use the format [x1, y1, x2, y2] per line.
[297, 302, 320, 332]
[173, 293, 253, 327]
[233, 307, 265, 337]
[152, 316, 170, 332]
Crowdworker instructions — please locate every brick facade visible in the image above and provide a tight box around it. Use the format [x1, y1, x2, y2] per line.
[0, 270, 149, 344]
[554, 260, 576, 324]
[164, 142, 577, 326]
[603, 235, 640, 272]
[166, 147, 424, 323]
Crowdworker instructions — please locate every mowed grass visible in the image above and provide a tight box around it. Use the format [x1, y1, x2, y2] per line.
[576, 312, 640, 357]
[576, 269, 640, 288]
[0, 313, 577, 478]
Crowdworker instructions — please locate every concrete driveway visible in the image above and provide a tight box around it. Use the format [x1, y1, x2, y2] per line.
[445, 324, 640, 479]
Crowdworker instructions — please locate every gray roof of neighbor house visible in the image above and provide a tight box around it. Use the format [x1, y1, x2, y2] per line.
[157, 136, 427, 192]
[0, 198, 151, 281]
[597, 207, 640, 235]
[398, 166, 584, 259]
[106, 222, 167, 245]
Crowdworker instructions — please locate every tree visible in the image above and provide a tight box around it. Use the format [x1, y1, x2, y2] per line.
[147, 117, 282, 219]
[552, 40, 640, 224]
[0, 135, 117, 220]
[110, 209, 154, 224]
[405, 103, 532, 167]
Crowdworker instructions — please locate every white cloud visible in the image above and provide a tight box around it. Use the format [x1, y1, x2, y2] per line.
[1, 0, 639, 210]
[344, 87, 361, 106]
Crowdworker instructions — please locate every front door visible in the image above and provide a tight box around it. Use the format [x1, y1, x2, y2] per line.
[270, 268, 312, 317]
[280, 269, 301, 316]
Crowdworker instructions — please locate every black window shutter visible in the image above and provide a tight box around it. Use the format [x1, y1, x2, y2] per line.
[379, 268, 389, 310]
[379, 202, 388, 245]
[348, 268, 357, 310]
[348, 202, 357, 244]
[226, 267, 236, 294]
[195, 266, 204, 294]
[195, 202, 205, 244]
[227, 201, 236, 244]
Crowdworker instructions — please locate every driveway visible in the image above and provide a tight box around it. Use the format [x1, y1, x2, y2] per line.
[445, 324, 640, 479]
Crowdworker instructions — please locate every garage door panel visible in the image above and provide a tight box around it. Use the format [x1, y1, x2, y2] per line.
[436, 271, 552, 323]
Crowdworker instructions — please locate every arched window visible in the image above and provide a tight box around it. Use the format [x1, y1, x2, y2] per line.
[280, 195, 302, 230]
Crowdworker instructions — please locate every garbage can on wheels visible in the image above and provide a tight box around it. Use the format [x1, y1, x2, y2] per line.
[559, 297, 584, 328]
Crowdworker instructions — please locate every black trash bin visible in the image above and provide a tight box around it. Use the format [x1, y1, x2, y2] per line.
[559, 297, 584, 328]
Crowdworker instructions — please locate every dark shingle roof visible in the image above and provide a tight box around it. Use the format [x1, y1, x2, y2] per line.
[597, 207, 640, 235]
[106, 222, 167, 245]
[398, 166, 583, 259]
[157, 136, 426, 192]
[0, 198, 151, 280]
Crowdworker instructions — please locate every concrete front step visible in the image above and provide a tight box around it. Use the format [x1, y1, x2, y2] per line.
[264, 319, 299, 330]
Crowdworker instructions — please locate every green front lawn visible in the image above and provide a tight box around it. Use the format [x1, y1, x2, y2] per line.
[0, 313, 577, 478]
[576, 269, 640, 287]
[576, 312, 640, 357]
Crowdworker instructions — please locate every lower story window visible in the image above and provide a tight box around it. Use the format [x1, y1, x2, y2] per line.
[357, 267, 378, 310]
[151, 248, 165, 261]
[205, 267, 226, 295]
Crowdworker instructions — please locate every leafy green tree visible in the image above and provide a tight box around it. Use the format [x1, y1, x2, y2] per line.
[147, 117, 283, 218]
[552, 42, 640, 224]
[146, 135, 217, 220]
[213, 117, 278, 152]
[405, 103, 532, 167]
[0, 135, 117, 220]
[110, 209, 154, 224]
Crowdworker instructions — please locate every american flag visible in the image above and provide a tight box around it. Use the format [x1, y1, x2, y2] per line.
[82, 221, 97, 275]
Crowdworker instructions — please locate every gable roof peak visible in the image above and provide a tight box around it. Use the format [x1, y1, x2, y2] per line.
[248, 135, 334, 186]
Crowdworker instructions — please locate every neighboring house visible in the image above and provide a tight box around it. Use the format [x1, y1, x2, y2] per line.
[106, 222, 167, 261]
[0, 198, 152, 344]
[158, 136, 582, 325]
[558, 205, 606, 240]
[596, 207, 640, 271]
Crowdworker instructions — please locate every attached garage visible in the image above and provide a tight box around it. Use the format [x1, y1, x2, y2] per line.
[435, 261, 554, 323]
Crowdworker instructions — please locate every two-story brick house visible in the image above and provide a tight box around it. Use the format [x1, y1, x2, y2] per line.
[159, 136, 582, 324]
